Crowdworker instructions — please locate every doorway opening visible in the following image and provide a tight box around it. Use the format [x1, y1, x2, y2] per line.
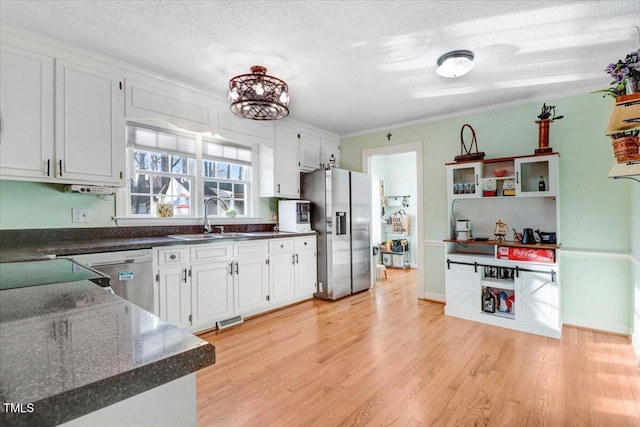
[362, 142, 424, 299]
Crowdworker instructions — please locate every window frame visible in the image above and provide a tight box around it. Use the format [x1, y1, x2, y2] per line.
[116, 122, 261, 225]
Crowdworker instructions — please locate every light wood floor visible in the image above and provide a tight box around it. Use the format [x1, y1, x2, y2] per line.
[197, 268, 640, 426]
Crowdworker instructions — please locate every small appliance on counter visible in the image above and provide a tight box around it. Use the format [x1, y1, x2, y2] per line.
[278, 200, 311, 232]
[455, 219, 471, 241]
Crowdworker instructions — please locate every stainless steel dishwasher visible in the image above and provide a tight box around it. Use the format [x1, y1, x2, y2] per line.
[67, 249, 154, 314]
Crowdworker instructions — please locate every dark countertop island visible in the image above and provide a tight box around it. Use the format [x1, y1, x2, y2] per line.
[0, 279, 215, 426]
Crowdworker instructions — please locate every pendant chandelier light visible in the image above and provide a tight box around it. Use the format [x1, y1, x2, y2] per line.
[228, 65, 289, 120]
[436, 50, 475, 78]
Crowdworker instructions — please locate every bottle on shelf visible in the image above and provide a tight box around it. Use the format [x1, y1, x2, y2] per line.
[538, 176, 546, 191]
[482, 288, 496, 313]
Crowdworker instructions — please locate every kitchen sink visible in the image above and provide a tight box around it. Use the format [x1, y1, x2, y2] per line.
[168, 233, 234, 240]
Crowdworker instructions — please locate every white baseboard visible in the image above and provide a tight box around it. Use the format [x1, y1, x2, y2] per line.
[563, 315, 632, 336]
[423, 292, 445, 303]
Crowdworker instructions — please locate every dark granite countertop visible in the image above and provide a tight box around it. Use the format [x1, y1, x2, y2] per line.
[0, 279, 215, 427]
[0, 227, 317, 263]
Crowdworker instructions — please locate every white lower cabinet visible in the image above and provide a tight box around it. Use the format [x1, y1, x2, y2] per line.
[445, 263, 477, 312]
[294, 237, 317, 295]
[444, 254, 560, 338]
[157, 265, 191, 329]
[191, 261, 233, 328]
[233, 253, 269, 313]
[154, 235, 316, 332]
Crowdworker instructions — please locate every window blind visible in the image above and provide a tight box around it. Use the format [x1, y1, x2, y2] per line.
[202, 139, 252, 166]
[127, 124, 196, 156]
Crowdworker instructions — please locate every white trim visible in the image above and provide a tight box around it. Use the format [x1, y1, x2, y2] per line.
[362, 142, 425, 299]
[424, 240, 445, 248]
[563, 315, 632, 336]
[423, 292, 445, 303]
[340, 84, 607, 139]
[561, 247, 633, 261]
[632, 252, 640, 266]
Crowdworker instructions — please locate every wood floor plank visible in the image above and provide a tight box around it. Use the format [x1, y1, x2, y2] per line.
[196, 269, 640, 426]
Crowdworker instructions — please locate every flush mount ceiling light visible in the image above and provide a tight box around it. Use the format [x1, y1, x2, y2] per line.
[228, 65, 289, 120]
[436, 50, 475, 78]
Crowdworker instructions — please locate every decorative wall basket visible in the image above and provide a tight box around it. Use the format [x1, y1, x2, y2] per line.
[454, 124, 485, 162]
[606, 94, 640, 163]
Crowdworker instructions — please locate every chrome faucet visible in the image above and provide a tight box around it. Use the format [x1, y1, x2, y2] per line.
[203, 197, 229, 234]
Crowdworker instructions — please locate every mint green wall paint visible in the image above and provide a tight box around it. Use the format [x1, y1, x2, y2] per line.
[0, 180, 279, 229]
[0, 180, 117, 228]
[341, 92, 633, 333]
[561, 255, 631, 330]
[632, 182, 639, 355]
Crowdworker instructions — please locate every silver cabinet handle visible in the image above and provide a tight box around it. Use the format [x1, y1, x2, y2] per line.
[182, 268, 188, 283]
[58, 160, 63, 177]
[292, 254, 296, 265]
[229, 262, 233, 275]
[235, 261, 239, 275]
[516, 171, 519, 184]
[169, 254, 177, 260]
[277, 183, 281, 193]
[295, 254, 299, 264]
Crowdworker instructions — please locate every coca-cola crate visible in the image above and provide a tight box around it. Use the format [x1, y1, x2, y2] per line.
[497, 246, 555, 264]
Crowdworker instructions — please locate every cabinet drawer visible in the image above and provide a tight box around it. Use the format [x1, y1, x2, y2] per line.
[269, 239, 294, 253]
[157, 248, 188, 266]
[295, 236, 316, 251]
[190, 244, 233, 263]
[234, 241, 268, 258]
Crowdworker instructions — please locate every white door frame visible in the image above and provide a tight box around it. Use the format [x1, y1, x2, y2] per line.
[362, 142, 425, 299]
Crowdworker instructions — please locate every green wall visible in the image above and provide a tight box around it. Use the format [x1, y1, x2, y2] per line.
[341, 92, 635, 334]
[0, 180, 278, 229]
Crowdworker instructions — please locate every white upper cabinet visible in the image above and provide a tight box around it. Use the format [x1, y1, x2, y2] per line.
[0, 41, 125, 186]
[55, 60, 125, 185]
[299, 132, 321, 172]
[514, 154, 558, 197]
[261, 124, 300, 198]
[0, 44, 55, 180]
[320, 138, 340, 169]
[446, 162, 482, 198]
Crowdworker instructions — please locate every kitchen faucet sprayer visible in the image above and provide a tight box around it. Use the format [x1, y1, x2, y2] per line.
[203, 197, 229, 233]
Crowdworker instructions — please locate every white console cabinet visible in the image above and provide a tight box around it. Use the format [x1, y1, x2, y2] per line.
[444, 153, 561, 338]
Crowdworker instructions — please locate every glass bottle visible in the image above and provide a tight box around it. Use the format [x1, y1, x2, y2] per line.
[482, 288, 496, 313]
[538, 176, 546, 191]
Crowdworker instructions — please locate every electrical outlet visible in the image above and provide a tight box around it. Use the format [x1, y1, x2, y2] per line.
[72, 208, 91, 223]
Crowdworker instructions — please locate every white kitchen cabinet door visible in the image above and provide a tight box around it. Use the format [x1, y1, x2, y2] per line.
[299, 132, 321, 172]
[157, 266, 191, 328]
[0, 44, 55, 180]
[234, 256, 269, 313]
[445, 263, 478, 311]
[269, 253, 296, 304]
[55, 60, 125, 185]
[514, 154, 557, 197]
[295, 250, 317, 296]
[273, 125, 300, 198]
[320, 138, 340, 169]
[445, 162, 482, 199]
[517, 270, 559, 331]
[191, 261, 234, 327]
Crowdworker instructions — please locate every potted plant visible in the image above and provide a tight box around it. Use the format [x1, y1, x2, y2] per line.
[600, 49, 640, 97]
[601, 49, 640, 163]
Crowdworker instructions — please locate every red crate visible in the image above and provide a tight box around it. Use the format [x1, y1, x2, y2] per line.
[497, 246, 555, 263]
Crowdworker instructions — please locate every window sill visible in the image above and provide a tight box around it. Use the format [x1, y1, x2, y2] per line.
[113, 216, 267, 227]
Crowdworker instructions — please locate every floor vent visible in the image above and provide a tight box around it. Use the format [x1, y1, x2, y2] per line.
[216, 315, 244, 330]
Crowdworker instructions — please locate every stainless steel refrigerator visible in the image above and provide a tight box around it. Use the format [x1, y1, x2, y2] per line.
[301, 168, 371, 300]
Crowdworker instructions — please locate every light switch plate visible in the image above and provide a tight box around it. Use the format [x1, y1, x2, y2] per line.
[72, 208, 91, 223]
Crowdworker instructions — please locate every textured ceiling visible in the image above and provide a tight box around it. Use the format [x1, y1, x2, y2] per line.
[1, 1, 639, 136]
